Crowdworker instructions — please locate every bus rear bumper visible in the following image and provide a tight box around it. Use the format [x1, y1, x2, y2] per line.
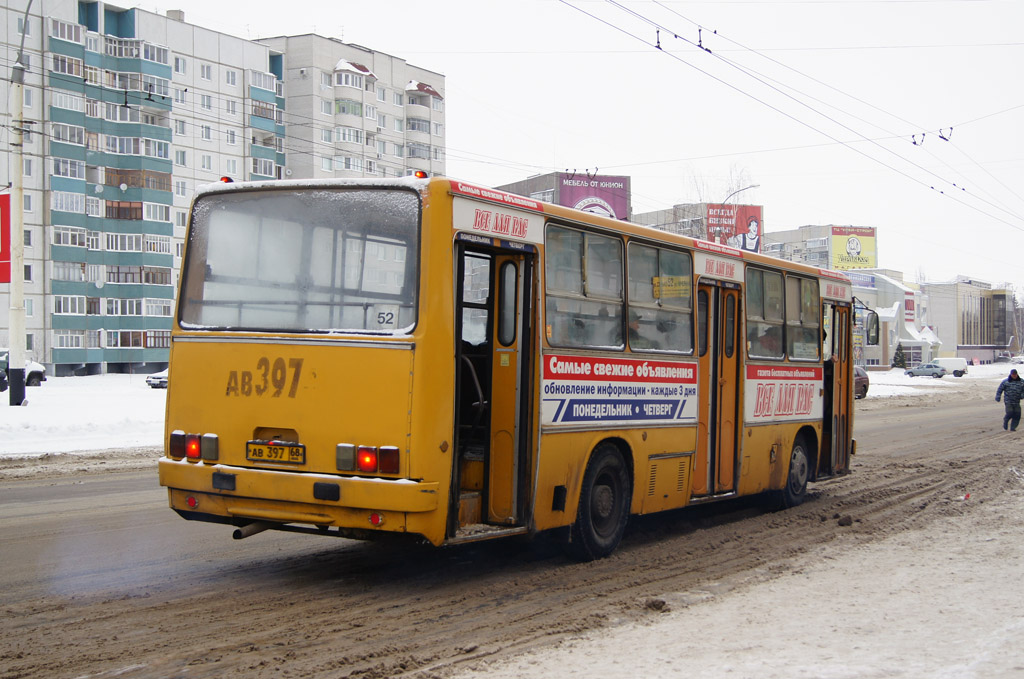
[158, 457, 441, 535]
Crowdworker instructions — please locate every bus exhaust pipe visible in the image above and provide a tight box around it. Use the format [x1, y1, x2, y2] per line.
[233, 521, 273, 540]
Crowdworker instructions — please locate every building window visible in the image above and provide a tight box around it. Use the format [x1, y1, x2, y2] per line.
[335, 127, 363, 144]
[377, 86, 387, 102]
[335, 72, 363, 88]
[175, 180, 187, 197]
[54, 295, 87, 315]
[200, 63, 212, 80]
[407, 118, 430, 133]
[145, 298, 173, 316]
[52, 158, 86, 179]
[174, 88, 187, 105]
[174, 119, 186, 135]
[53, 226, 88, 247]
[54, 330, 85, 349]
[201, 155, 213, 171]
[51, 191, 85, 213]
[226, 70, 237, 86]
[335, 99, 361, 116]
[200, 125, 212, 140]
[144, 203, 171, 222]
[200, 94, 212, 110]
[393, 118, 403, 133]
[433, 122, 444, 136]
[225, 100, 237, 116]
[321, 156, 333, 171]
[365, 104, 377, 121]
[226, 129, 237, 145]
[252, 158, 274, 177]
[174, 56, 186, 74]
[24, 265, 32, 282]
[105, 201, 144, 220]
[432, 96, 444, 111]
[321, 99, 332, 115]
[107, 233, 143, 251]
[393, 92, 403, 106]
[225, 158, 238, 176]
[175, 150, 187, 166]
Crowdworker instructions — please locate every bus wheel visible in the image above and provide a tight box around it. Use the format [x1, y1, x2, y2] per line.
[568, 443, 631, 561]
[778, 436, 810, 509]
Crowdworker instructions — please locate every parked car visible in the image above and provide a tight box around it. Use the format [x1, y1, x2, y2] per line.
[0, 349, 47, 386]
[0, 368, 7, 393]
[854, 365, 869, 399]
[146, 368, 169, 389]
[1011, 356, 1024, 365]
[906, 363, 947, 378]
[932, 357, 968, 377]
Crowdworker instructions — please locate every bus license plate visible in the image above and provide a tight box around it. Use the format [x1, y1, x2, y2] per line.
[246, 441, 306, 464]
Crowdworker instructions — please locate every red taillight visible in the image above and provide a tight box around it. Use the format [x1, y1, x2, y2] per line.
[357, 446, 378, 473]
[186, 495, 199, 509]
[369, 512, 384, 526]
[379, 446, 400, 474]
[185, 434, 201, 459]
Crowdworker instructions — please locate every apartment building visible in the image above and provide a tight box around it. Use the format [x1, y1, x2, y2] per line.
[1, 1, 444, 376]
[257, 33, 445, 181]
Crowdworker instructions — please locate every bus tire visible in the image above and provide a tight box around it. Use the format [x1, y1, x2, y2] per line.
[778, 436, 810, 509]
[567, 443, 631, 561]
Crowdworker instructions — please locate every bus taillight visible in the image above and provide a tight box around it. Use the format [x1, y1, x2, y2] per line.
[357, 446, 378, 473]
[379, 446, 400, 474]
[185, 435, 201, 459]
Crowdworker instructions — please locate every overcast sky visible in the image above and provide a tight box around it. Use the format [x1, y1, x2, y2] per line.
[136, 0, 1024, 292]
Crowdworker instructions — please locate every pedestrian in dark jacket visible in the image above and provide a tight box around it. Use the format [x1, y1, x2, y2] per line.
[996, 369, 1024, 431]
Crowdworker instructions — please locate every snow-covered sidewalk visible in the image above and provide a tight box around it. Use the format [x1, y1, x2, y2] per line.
[0, 363, 1014, 458]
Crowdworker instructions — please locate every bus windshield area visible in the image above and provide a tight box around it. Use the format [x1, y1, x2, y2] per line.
[180, 187, 420, 334]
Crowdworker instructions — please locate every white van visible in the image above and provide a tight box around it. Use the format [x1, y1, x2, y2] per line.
[932, 357, 968, 377]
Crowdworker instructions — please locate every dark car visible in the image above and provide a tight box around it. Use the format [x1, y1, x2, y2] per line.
[854, 365, 869, 399]
[0, 368, 7, 393]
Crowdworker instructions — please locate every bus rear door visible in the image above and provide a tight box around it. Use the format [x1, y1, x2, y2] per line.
[694, 283, 741, 496]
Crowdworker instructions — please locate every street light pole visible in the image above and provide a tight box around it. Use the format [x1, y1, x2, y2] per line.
[7, 1, 33, 406]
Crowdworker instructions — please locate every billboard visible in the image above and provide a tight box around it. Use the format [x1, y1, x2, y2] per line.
[705, 204, 763, 253]
[0, 194, 9, 284]
[831, 226, 877, 269]
[557, 173, 630, 220]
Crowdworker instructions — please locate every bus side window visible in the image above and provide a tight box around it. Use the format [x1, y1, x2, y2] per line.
[697, 289, 708, 356]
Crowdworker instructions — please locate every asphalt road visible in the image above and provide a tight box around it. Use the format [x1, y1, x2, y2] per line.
[0, 391, 1013, 679]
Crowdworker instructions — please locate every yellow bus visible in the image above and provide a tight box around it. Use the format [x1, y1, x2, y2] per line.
[158, 176, 874, 559]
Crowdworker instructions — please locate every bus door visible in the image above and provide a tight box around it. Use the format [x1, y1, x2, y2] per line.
[821, 303, 852, 474]
[694, 282, 741, 496]
[452, 244, 534, 533]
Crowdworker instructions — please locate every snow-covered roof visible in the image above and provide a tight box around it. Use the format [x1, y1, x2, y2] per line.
[406, 80, 442, 98]
[334, 59, 376, 79]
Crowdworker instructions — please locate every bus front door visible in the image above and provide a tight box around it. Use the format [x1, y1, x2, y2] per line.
[694, 283, 741, 497]
[453, 247, 534, 534]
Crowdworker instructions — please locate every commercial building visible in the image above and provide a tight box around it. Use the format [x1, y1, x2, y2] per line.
[497, 172, 632, 221]
[1, 1, 444, 375]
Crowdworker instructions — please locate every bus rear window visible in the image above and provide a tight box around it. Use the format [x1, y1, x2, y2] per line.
[180, 187, 420, 333]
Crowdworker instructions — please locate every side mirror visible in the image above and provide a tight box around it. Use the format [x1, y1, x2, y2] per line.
[865, 311, 880, 346]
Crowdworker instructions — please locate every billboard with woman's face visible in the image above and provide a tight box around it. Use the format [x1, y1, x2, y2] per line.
[706, 204, 763, 253]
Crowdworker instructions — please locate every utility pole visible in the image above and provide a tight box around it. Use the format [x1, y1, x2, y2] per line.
[8, 0, 34, 406]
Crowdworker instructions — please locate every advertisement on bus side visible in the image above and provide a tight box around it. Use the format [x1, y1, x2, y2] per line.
[541, 354, 698, 426]
[744, 364, 824, 423]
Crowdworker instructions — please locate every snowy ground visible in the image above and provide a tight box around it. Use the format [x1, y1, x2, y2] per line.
[0, 362, 1015, 458]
